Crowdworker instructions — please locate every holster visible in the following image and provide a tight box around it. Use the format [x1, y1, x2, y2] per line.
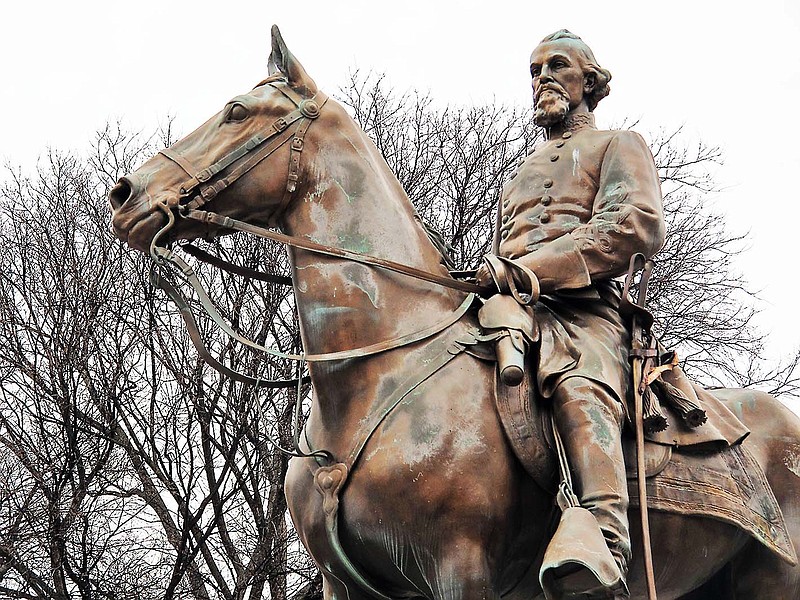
[479, 255, 540, 386]
[478, 294, 538, 386]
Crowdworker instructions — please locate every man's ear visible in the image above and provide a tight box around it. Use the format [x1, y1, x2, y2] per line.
[268, 24, 318, 95]
[583, 72, 597, 95]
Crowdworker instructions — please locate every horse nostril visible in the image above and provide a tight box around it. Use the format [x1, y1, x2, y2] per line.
[108, 177, 136, 210]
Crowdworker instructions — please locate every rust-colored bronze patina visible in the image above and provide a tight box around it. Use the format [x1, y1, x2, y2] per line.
[110, 26, 800, 600]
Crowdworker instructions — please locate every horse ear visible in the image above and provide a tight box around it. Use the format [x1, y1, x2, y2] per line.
[269, 25, 318, 95]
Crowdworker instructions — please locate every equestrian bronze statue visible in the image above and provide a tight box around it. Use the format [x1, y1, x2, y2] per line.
[110, 26, 800, 600]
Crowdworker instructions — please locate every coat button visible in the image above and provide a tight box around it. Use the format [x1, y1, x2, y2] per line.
[562, 132, 572, 139]
[540, 212, 550, 223]
[501, 229, 510, 238]
[556, 141, 565, 148]
[502, 200, 509, 208]
[550, 154, 559, 162]
[541, 195, 552, 205]
[502, 215, 509, 223]
[543, 179, 553, 188]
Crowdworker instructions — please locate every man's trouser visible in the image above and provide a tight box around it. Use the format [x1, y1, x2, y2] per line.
[551, 376, 631, 572]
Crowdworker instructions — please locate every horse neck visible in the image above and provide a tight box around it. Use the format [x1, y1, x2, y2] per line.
[281, 105, 464, 382]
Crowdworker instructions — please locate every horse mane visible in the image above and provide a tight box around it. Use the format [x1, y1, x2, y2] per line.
[420, 218, 456, 271]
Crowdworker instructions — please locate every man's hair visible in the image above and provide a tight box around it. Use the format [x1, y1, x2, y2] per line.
[538, 30, 612, 111]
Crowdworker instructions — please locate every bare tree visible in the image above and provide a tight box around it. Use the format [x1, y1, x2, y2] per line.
[0, 136, 317, 599]
[644, 127, 800, 396]
[0, 151, 161, 599]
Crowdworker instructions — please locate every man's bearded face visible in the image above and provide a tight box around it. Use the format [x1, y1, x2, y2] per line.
[530, 40, 589, 127]
[533, 85, 570, 127]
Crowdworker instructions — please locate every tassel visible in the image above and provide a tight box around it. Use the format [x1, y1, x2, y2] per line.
[641, 385, 668, 434]
[654, 379, 707, 428]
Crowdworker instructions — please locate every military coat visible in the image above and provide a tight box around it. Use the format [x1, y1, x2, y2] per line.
[493, 116, 665, 401]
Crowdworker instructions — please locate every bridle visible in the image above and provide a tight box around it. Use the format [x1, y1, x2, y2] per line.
[149, 77, 327, 256]
[148, 76, 485, 294]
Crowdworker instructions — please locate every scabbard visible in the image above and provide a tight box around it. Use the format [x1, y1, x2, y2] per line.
[622, 253, 659, 600]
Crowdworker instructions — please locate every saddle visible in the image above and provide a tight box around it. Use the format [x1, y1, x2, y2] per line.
[493, 364, 797, 566]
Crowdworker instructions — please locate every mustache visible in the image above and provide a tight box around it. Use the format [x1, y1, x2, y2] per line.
[534, 83, 568, 103]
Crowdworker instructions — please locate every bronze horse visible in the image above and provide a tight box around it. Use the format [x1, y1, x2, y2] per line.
[110, 27, 800, 599]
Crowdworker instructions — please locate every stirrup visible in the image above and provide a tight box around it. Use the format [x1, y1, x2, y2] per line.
[540, 507, 629, 599]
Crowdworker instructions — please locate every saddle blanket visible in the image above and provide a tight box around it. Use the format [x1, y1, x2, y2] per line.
[494, 375, 797, 566]
[627, 441, 796, 565]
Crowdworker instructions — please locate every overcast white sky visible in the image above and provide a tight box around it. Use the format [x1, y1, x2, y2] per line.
[3, 0, 799, 366]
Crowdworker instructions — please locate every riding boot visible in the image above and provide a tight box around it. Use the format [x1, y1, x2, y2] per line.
[548, 377, 631, 598]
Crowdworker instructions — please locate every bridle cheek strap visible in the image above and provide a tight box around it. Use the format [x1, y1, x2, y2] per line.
[270, 92, 327, 226]
[156, 83, 328, 224]
[181, 125, 297, 211]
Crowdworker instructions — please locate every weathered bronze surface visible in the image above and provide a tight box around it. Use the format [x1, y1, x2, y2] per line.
[110, 26, 800, 599]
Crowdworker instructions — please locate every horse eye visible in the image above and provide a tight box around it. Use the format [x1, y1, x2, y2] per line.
[226, 103, 249, 122]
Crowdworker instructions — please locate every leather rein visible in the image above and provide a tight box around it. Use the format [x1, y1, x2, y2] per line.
[147, 77, 487, 391]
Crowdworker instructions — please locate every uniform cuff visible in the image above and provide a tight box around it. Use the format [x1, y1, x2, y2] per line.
[515, 234, 592, 293]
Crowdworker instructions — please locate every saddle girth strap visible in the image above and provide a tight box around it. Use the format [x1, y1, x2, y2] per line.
[308, 326, 492, 600]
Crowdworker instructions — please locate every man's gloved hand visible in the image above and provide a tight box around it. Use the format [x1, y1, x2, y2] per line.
[476, 254, 540, 306]
[474, 263, 497, 292]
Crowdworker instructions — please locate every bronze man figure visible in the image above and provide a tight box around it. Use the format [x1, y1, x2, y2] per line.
[477, 29, 666, 598]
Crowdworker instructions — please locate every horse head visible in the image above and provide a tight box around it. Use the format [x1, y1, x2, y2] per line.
[110, 25, 462, 359]
[109, 25, 326, 253]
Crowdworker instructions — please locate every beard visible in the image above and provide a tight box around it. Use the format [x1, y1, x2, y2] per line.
[533, 87, 570, 128]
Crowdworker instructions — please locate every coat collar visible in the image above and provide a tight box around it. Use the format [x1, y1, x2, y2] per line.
[545, 112, 596, 140]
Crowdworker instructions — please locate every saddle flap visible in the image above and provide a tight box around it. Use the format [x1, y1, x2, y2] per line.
[622, 438, 672, 479]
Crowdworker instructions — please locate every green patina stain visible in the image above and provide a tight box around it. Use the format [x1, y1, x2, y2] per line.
[337, 229, 372, 254]
[307, 230, 371, 254]
[588, 405, 613, 449]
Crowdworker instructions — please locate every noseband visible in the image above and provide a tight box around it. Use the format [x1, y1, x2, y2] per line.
[152, 78, 328, 255]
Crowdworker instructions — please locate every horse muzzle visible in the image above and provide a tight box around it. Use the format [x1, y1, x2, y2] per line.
[109, 174, 178, 252]
[108, 175, 142, 211]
